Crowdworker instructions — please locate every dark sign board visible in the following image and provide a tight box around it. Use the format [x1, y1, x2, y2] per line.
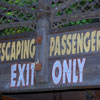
[0, 38, 36, 63]
[0, 34, 36, 92]
[0, 28, 100, 93]
[48, 29, 100, 88]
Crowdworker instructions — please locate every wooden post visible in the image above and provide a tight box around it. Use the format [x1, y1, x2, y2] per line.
[35, 0, 51, 82]
[0, 94, 2, 100]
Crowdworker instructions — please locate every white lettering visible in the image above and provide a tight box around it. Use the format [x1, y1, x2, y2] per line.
[17, 64, 25, 87]
[10, 63, 35, 88]
[63, 60, 72, 83]
[26, 63, 29, 86]
[73, 59, 78, 83]
[11, 64, 17, 87]
[52, 60, 62, 85]
[52, 58, 86, 85]
[78, 58, 86, 82]
[31, 63, 35, 86]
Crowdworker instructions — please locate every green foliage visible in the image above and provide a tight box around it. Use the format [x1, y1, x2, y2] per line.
[51, 2, 55, 8]
[0, 0, 100, 36]
[0, 0, 36, 36]
[5, 12, 13, 16]
[79, 0, 87, 6]
[56, 11, 62, 16]
[1, 0, 38, 5]
[1, 8, 35, 23]
[70, 2, 78, 9]
[60, 18, 99, 28]
[65, 8, 73, 14]
[0, 27, 34, 36]
[54, 0, 100, 29]
[56, 0, 100, 16]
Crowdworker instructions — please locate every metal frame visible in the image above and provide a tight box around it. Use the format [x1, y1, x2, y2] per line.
[0, 0, 100, 34]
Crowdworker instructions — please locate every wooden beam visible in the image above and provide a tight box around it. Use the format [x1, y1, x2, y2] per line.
[0, 94, 2, 100]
